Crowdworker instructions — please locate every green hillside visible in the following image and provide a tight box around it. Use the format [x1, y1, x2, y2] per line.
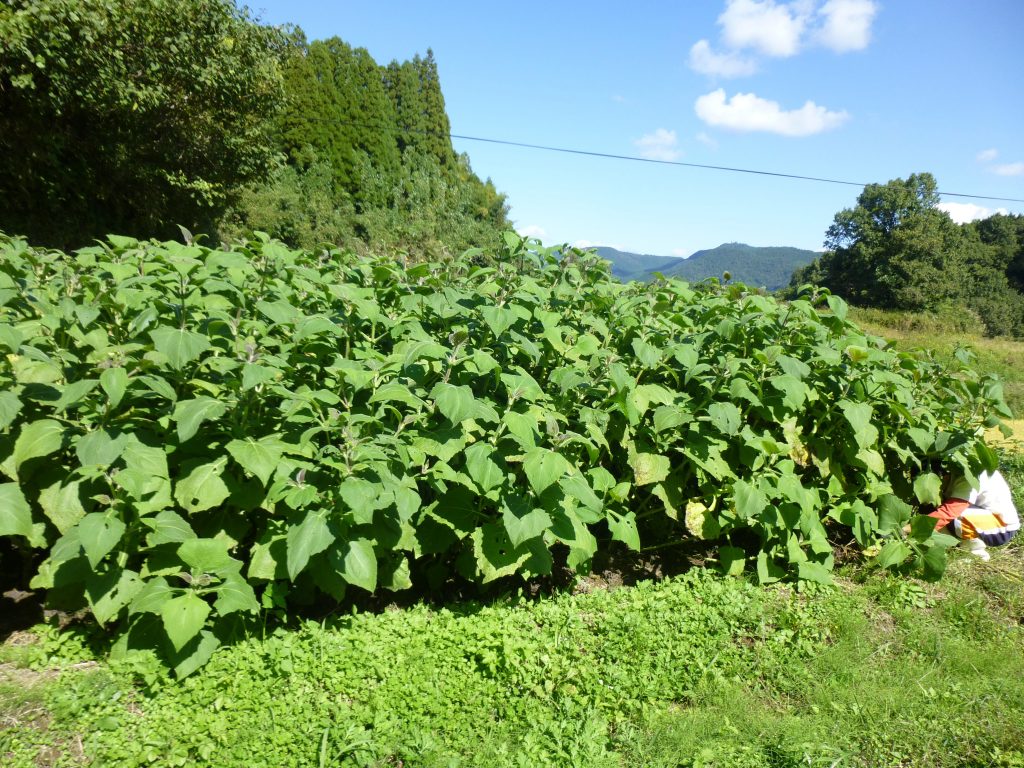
[594, 243, 819, 290]
[658, 243, 818, 290]
[591, 246, 682, 281]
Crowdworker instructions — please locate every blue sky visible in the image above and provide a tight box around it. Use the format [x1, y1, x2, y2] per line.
[251, 0, 1024, 257]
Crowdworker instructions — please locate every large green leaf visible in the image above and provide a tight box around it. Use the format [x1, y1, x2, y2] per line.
[877, 494, 913, 532]
[0, 483, 35, 541]
[522, 447, 571, 495]
[129, 577, 175, 615]
[839, 400, 879, 449]
[78, 512, 126, 568]
[368, 381, 425, 409]
[54, 379, 98, 413]
[174, 458, 230, 514]
[179, 538, 234, 573]
[172, 396, 227, 442]
[501, 495, 551, 547]
[631, 338, 662, 368]
[87, 568, 143, 625]
[500, 369, 545, 402]
[160, 592, 211, 652]
[145, 510, 197, 546]
[875, 540, 912, 569]
[172, 630, 221, 679]
[0, 391, 23, 429]
[213, 571, 259, 615]
[99, 367, 129, 409]
[431, 383, 478, 424]
[337, 477, 382, 523]
[471, 522, 532, 583]
[337, 538, 377, 592]
[150, 327, 210, 370]
[913, 472, 943, 506]
[123, 440, 169, 478]
[226, 436, 285, 485]
[38, 479, 86, 533]
[732, 478, 767, 520]
[798, 561, 833, 585]
[13, 419, 64, 472]
[464, 443, 505, 493]
[480, 305, 516, 337]
[287, 513, 334, 580]
[629, 452, 669, 486]
[607, 511, 641, 551]
[76, 429, 128, 467]
[708, 401, 742, 436]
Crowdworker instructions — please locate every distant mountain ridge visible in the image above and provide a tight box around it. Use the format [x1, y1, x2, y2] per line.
[590, 246, 681, 281]
[592, 243, 819, 291]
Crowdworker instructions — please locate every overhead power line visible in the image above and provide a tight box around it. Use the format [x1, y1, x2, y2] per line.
[308, 118, 1024, 204]
[449, 133, 1024, 204]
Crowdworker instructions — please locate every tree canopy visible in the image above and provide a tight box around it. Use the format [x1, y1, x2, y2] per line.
[0, 0, 288, 247]
[227, 35, 510, 257]
[0, 1, 510, 257]
[791, 174, 1024, 337]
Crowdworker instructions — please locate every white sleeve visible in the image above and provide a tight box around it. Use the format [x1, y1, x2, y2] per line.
[974, 471, 1018, 523]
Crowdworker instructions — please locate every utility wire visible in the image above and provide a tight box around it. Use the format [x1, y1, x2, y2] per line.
[304, 117, 1024, 204]
[449, 133, 1024, 204]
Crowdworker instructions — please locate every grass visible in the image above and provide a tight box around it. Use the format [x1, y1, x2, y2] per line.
[4, 531, 1024, 767]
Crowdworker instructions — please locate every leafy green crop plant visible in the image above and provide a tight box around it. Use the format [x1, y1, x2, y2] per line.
[0, 231, 1010, 673]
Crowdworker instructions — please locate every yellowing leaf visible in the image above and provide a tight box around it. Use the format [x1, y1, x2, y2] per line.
[629, 452, 669, 486]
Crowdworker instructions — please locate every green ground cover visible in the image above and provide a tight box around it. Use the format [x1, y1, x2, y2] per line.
[4, 510, 1024, 768]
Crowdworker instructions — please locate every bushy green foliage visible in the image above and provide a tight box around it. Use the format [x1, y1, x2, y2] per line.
[276, 35, 401, 208]
[0, 232, 1010, 674]
[0, 3, 509, 257]
[218, 154, 359, 250]
[255, 35, 510, 258]
[848, 305, 1024, 416]
[354, 150, 512, 258]
[0, 0, 288, 248]
[791, 174, 1024, 337]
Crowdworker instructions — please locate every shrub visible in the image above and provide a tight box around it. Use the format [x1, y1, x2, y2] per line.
[0, 232, 1010, 673]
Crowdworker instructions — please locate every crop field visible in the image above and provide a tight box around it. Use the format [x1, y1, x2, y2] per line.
[1, 233, 1022, 766]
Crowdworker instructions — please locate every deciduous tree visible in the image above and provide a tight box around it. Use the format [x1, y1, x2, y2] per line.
[0, 0, 288, 247]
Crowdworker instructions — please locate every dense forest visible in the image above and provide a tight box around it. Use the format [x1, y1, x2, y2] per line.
[0, 0, 509, 257]
[789, 173, 1024, 338]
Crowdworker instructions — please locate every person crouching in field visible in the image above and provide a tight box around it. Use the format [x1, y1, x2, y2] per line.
[925, 471, 1020, 561]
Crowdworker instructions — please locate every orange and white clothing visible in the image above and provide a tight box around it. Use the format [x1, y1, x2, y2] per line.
[929, 471, 1019, 553]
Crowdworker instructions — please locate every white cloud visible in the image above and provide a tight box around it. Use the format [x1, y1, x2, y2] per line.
[694, 88, 848, 136]
[719, 0, 810, 58]
[993, 162, 1024, 176]
[977, 148, 999, 162]
[689, 0, 879, 77]
[696, 131, 719, 149]
[671, 248, 692, 257]
[688, 39, 758, 77]
[517, 224, 546, 239]
[813, 0, 878, 52]
[634, 129, 683, 161]
[938, 202, 1009, 224]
